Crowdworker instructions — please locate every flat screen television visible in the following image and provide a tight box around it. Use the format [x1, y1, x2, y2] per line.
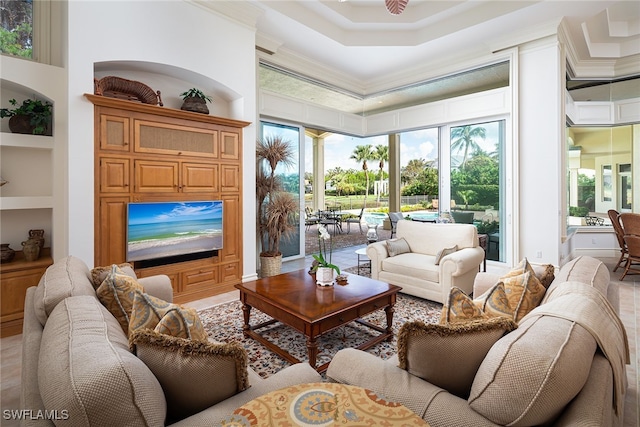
[126, 200, 223, 262]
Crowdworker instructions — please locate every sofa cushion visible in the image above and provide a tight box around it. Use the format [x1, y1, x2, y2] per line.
[90, 262, 136, 289]
[129, 290, 208, 342]
[544, 256, 610, 303]
[131, 329, 250, 423]
[435, 245, 458, 265]
[381, 253, 439, 282]
[397, 317, 516, 398]
[33, 255, 96, 326]
[386, 237, 411, 257]
[96, 265, 144, 334]
[397, 221, 478, 255]
[38, 296, 166, 426]
[469, 315, 597, 426]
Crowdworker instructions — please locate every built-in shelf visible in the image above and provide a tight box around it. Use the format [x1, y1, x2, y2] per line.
[0, 196, 53, 210]
[0, 132, 53, 149]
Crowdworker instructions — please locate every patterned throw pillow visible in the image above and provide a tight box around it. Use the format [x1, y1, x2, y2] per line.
[533, 263, 555, 288]
[91, 263, 136, 289]
[440, 287, 488, 324]
[435, 245, 458, 265]
[129, 290, 208, 342]
[96, 265, 144, 334]
[501, 271, 546, 322]
[473, 281, 513, 320]
[386, 237, 411, 257]
[131, 329, 249, 423]
[397, 317, 517, 398]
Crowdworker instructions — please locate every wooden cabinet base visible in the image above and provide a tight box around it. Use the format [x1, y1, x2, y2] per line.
[1, 249, 52, 337]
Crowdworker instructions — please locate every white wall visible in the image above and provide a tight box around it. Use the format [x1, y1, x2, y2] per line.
[66, 1, 258, 277]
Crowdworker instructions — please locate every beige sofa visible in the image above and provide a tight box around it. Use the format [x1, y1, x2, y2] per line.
[367, 220, 484, 303]
[21, 256, 321, 426]
[327, 256, 629, 426]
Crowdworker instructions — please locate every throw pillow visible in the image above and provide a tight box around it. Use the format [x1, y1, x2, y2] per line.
[501, 271, 546, 322]
[131, 329, 250, 423]
[473, 281, 513, 320]
[129, 290, 208, 342]
[91, 263, 136, 289]
[440, 286, 488, 324]
[532, 263, 555, 288]
[397, 317, 517, 398]
[96, 265, 144, 334]
[386, 237, 411, 257]
[435, 245, 458, 265]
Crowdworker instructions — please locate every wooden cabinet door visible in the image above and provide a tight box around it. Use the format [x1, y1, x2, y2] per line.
[134, 160, 179, 193]
[181, 266, 219, 294]
[182, 162, 218, 193]
[100, 157, 130, 193]
[100, 114, 130, 152]
[220, 164, 240, 192]
[221, 194, 241, 262]
[220, 262, 240, 283]
[135, 120, 218, 158]
[220, 131, 240, 160]
[98, 197, 129, 266]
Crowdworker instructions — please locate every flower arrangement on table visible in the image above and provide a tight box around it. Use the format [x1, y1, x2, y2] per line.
[309, 225, 340, 281]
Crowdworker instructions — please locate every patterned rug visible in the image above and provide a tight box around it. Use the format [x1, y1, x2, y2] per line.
[199, 273, 442, 378]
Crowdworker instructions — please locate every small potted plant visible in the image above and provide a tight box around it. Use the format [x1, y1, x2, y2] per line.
[179, 88, 212, 114]
[0, 98, 53, 135]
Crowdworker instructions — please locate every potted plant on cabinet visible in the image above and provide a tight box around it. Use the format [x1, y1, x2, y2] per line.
[0, 98, 52, 135]
[179, 88, 212, 114]
[256, 134, 298, 277]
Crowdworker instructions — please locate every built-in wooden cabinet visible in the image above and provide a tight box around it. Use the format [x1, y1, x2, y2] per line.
[88, 94, 249, 302]
[0, 249, 53, 337]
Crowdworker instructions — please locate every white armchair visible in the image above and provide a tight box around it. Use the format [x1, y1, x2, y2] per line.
[366, 220, 484, 303]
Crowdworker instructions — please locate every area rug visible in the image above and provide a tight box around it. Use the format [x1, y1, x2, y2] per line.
[199, 278, 442, 378]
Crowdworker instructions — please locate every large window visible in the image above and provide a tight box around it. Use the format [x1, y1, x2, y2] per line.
[399, 128, 439, 209]
[0, 0, 33, 59]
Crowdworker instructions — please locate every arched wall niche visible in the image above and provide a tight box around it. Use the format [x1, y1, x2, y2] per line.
[93, 60, 242, 118]
[0, 81, 55, 134]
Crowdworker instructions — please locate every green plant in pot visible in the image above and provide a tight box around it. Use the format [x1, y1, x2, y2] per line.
[256, 134, 298, 277]
[0, 98, 52, 135]
[179, 88, 212, 114]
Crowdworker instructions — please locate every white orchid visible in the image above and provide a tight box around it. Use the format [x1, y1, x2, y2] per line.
[310, 224, 340, 275]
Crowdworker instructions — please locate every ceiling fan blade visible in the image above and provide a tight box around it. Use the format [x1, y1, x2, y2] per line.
[385, 0, 409, 15]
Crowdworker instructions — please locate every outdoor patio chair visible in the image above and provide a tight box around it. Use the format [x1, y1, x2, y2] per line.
[608, 209, 628, 272]
[305, 207, 320, 230]
[388, 212, 404, 238]
[451, 211, 474, 224]
[345, 207, 364, 234]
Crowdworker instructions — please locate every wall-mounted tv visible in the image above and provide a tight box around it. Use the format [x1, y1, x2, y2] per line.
[126, 200, 223, 262]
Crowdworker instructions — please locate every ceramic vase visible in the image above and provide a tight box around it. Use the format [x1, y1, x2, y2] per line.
[1, 244, 15, 263]
[316, 267, 335, 286]
[21, 239, 40, 262]
[28, 229, 45, 250]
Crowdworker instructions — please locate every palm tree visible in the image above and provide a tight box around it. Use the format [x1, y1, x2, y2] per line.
[372, 144, 389, 203]
[350, 144, 374, 206]
[256, 135, 297, 258]
[451, 125, 486, 168]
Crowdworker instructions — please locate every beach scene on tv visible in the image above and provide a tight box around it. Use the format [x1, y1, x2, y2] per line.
[127, 201, 223, 262]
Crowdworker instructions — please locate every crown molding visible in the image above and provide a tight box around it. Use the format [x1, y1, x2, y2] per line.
[188, 0, 263, 30]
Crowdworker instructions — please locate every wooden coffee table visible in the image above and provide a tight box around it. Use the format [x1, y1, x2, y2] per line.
[235, 270, 401, 373]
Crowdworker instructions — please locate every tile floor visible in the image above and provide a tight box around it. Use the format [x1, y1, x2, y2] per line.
[1, 250, 638, 426]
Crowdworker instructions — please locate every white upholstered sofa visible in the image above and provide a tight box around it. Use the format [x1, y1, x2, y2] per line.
[366, 220, 484, 303]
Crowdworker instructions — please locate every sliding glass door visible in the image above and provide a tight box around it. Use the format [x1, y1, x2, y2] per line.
[449, 120, 505, 262]
[259, 121, 303, 259]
